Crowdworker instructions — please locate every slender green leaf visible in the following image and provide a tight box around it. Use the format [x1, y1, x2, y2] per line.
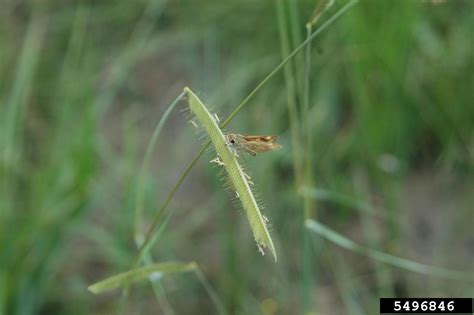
[306, 219, 474, 281]
[89, 262, 195, 294]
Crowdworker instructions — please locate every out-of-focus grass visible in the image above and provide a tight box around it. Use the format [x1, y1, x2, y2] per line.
[0, 0, 473, 314]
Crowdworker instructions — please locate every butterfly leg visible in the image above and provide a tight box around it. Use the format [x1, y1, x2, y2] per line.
[243, 147, 257, 156]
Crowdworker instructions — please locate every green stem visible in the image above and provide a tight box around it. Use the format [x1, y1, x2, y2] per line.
[303, 24, 315, 221]
[134, 91, 185, 245]
[132, 145, 207, 267]
[276, 0, 304, 186]
[301, 23, 315, 315]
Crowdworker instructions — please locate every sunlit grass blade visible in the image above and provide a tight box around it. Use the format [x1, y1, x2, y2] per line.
[306, 219, 474, 281]
[88, 262, 195, 294]
[185, 87, 277, 261]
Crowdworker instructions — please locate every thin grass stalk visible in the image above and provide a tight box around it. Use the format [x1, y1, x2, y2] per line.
[123, 179, 177, 308]
[302, 22, 317, 221]
[132, 144, 208, 268]
[150, 284, 175, 315]
[276, 0, 303, 186]
[301, 22, 316, 315]
[301, 3, 351, 311]
[302, 1, 334, 213]
[139, 213, 174, 313]
[300, 0, 336, 309]
[120, 92, 184, 311]
[143, 254, 176, 315]
[287, 0, 305, 97]
[134, 91, 186, 245]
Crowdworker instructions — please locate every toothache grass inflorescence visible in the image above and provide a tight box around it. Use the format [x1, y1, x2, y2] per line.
[185, 87, 277, 261]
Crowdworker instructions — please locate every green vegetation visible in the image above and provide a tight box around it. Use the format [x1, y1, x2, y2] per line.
[1, 0, 473, 314]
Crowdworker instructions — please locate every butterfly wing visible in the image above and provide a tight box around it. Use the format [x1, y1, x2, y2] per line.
[243, 135, 279, 143]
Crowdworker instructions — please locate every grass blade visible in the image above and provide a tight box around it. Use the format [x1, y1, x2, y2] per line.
[306, 219, 474, 281]
[88, 262, 195, 294]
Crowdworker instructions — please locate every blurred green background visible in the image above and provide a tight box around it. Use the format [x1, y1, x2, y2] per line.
[1, 0, 473, 314]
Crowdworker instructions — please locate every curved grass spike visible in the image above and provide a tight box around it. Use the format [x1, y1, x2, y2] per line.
[185, 87, 277, 261]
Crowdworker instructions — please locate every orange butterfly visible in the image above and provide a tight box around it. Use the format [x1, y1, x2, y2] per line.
[226, 133, 282, 156]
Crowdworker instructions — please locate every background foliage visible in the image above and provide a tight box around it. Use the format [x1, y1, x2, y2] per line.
[0, 0, 473, 314]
